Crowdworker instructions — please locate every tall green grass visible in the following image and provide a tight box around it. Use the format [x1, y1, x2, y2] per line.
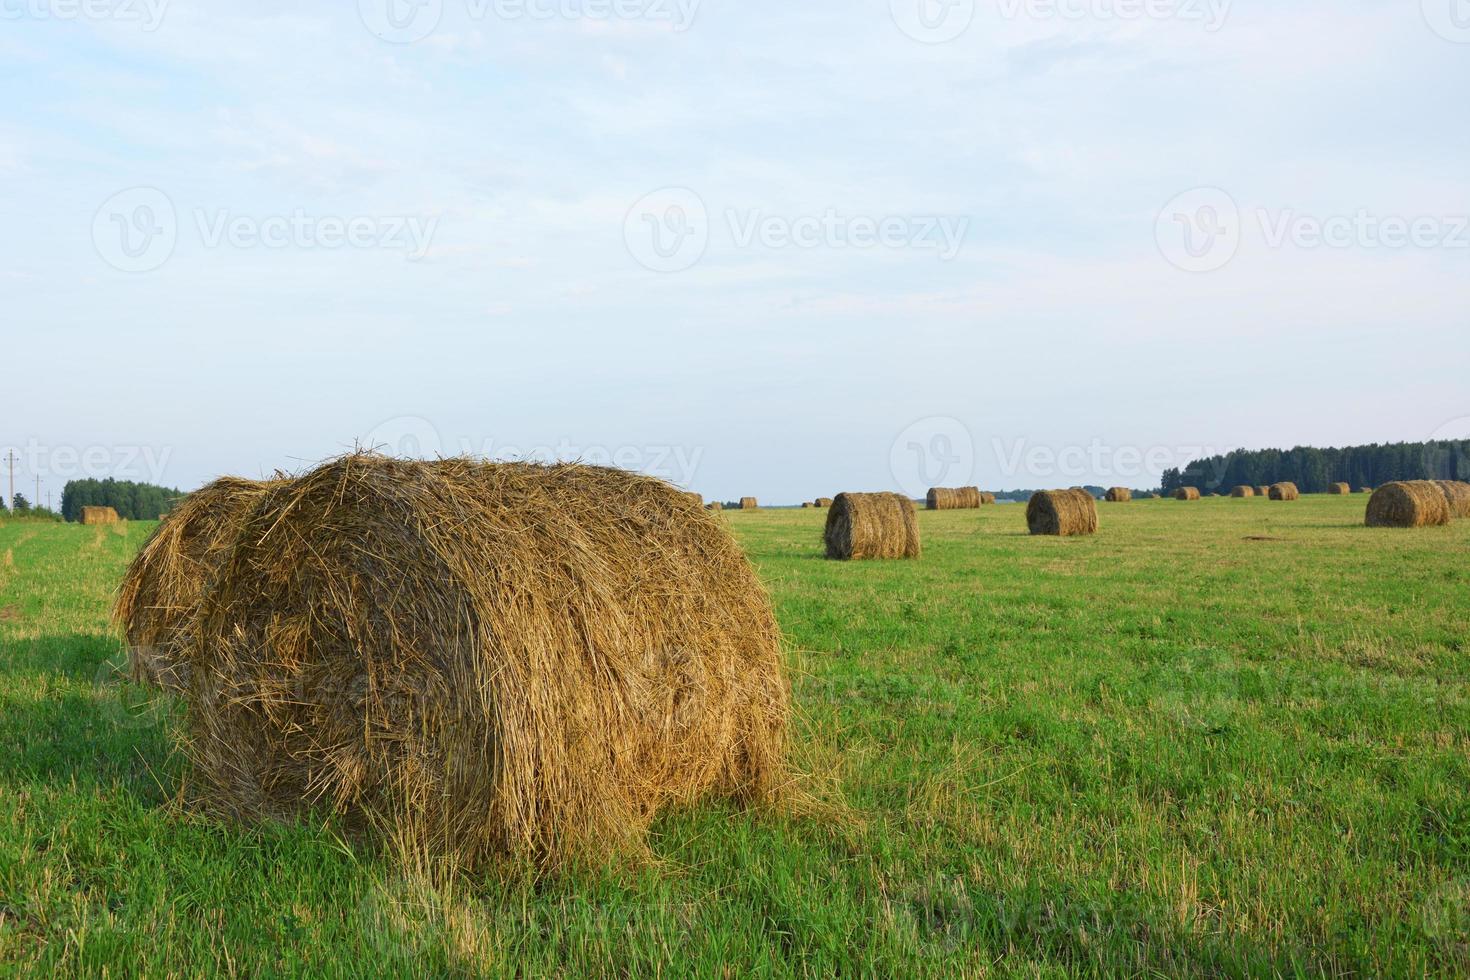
[1, 497, 1466, 975]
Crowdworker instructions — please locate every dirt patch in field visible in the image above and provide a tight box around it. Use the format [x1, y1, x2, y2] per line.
[0, 604, 18, 622]
[1243, 536, 1286, 542]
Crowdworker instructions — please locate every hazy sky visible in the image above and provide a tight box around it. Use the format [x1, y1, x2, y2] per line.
[4, 0, 1468, 503]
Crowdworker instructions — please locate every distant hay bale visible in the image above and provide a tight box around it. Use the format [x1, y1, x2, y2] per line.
[1173, 487, 1201, 501]
[1104, 487, 1132, 502]
[80, 506, 120, 526]
[1358, 487, 1372, 494]
[978, 492, 996, 505]
[184, 454, 790, 871]
[1366, 481, 1452, 528]
[1230, 485, 1255, 498]
[1328, 483, 1351, 495]
[824, 492, 921, 560]
[1436, 480, 1470, 519]
[1256, 486, 1271, 497]
[740, 497, 758, 510]
[114, 477, 283, 691]
[814, 498, 832, 508]
[801, 502, 814, 509]
[925, 487, 982, 510]
[1026, 489, 1099, 537]
[706, 502, 723, 512]
[1269, 483, 1300, 501]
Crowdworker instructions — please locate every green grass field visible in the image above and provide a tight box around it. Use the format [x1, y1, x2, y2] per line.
[2, 497, 1468, 976]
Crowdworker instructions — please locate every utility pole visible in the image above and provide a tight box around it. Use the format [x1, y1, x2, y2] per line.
[5, 450, 14, 511]
[35, 474, 40, 511]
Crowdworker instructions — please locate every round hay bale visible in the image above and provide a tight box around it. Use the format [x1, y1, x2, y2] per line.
[685, 491, 703, 506]
[739, 497, 758, 510]
[978, 492, 996, 505]
[824, 492, 921, 560]
[1104, 487, 1132, 503]
[1367, 481, 1452, 528]
[801, 502, 814, 509]
[185, 455, 790, 870]
[1269, 483, 1300, 501]
[81, 505, 120, 526]
[925, 487, 982, 510]
[1358, 487, 1372, 494]
[1026, 489, 1099, 537]
[114, 476, 283, 691]
[706, 501, 723, 512]
[1230, 485, 1255, 498]
[1173, 487, 1201, 501]
[814, 497, 833, 508]
[1255, 486, 1271, 498]
[1436, 480, 1470, 519]
[1328, 483, 1351, 495]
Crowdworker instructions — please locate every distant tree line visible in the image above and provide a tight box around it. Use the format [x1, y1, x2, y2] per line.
[59, 478, 183, 522]
[1160, 440, 1470, 495]
[1, 491, 61, 521]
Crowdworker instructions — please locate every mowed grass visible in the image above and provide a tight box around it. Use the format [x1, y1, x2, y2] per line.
[1, 496, 1468, 976]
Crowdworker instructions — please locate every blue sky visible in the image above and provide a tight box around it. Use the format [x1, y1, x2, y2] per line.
[3, 0, 1468, 503]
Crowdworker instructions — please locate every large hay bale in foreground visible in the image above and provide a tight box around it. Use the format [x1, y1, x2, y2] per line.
[1231, 485, 1255, 498]
[740, 497, 758, 510]
[1435, 480, 1470, 519]
[186, 455, 790, 870]
[1026, 489, 1098, 537]
[114, 476, 283, 690]
[81, 506, 120, 526]
[1174, 487, 1200, 501]
[926, 487, 982, 510]
[1104, 487, 1132, 502]
[1269, 483, 1300, 501]
[1366, 481, 1452, 528]
[1328, 483, 1351, 495]
[824, 492, 921, 560]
